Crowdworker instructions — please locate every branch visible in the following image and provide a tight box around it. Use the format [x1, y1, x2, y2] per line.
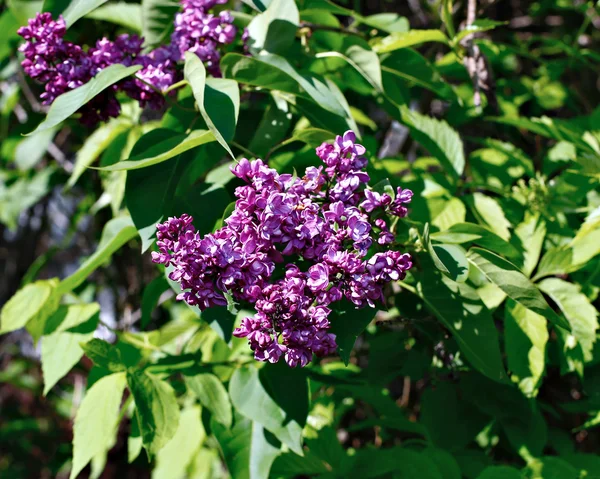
[463, 0, 481, 108]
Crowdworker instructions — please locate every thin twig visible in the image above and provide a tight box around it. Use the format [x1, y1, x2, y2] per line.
[231, 141, 259, 159]
[300, 21, 365, 38]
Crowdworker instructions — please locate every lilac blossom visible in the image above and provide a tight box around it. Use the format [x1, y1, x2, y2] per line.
[18, 0, 238, 125]
[152, 131, 414, 367]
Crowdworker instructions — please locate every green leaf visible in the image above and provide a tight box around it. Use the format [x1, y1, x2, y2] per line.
[381, 49, 456, 101]
[152, 406, 205, 479]
[127, 370, 180, 455]
[416, 265, 508, 383]
[476, 466, 522, 479]
[317, 44, 383, 93]
[185, 373, 232, 428]
[184, 53, 240, 158]
[373, 29, 449, 53]
[221, 53, 349, 119]
[43, 0, 108, 27]
[212, 415, 281, 479]
[141, 276, 169, 328]
[82, 338, 142, 372]
[534, 246, 579, 281]
[431, 198, 466, 231]
[459, 373, 547, 457]
[86, 2, 142, 31]
[99, 129, 215, 171]
[431, 223, 522, 263]
[57, 216, 137, 294]
[524, 457, 580, 479]
[124, 147, 186, 250]
[7, 0, 44, 25]
[248, 96, 292, 156]
[349, 447, 443, 478]
[241, 0, 272, 11]
[440, 0, 455, 38]
[422, 448, 462, 479]
[41, 303, 100, 395]
[359, 13, 409, 33]
[246, 0, 299, 55]
[0, 10, 21, 63]
[0, 279, 57, 334]
[400, 106, 465, 178]
[141, 0, 179, 48]
[538, 278, 598, 361]
[571, 205, 600, 265]
[229, 365, 306, 455]
[14, 127, 58, 171]
[454, 20, 507, 43]
[69, 372, 126, 479]
[421, 382, 488, 451]
[429, 243, 469, 282]
[504, 300, 548, 397]
[467, 247, 569, 330]
[29, 64, 141, 135]
[67, 119, 131, 188]
[467, 193, 511, 241]
[328, 301, 378, 365]
[0, 168, 55, 231]
[515, 212, 546, 277]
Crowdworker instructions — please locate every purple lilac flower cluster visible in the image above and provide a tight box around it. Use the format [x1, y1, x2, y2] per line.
[152, 131, 414, 367]
[17, 0, 236, 125]
[171, 0, 237, 76]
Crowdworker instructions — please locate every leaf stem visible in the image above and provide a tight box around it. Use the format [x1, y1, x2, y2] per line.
[164, 79, 188, 93]
[300, 21, 366, 38]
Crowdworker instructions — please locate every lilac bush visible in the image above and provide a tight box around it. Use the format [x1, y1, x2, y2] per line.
[152, 131, 413, 367]
[17, 0, 237, 125]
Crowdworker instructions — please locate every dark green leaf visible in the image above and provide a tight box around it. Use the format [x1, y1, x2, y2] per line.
[416, 264, 509, 383]
[329, 300, 378, 365]
[141, 276, 169, 328]
[81, 338, 142, 372]
[127, 370, 180, 455]
[381, 49, 456, 100]
[184, 52, 240, 158]
[476, 466, 522, 479]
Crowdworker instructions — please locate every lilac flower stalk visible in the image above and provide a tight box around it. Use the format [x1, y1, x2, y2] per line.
[152, 131, 414, 367]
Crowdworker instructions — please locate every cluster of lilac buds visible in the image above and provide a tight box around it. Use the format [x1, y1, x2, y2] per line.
[18, 0, 237, 125]
[152, 131, 414, 367]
